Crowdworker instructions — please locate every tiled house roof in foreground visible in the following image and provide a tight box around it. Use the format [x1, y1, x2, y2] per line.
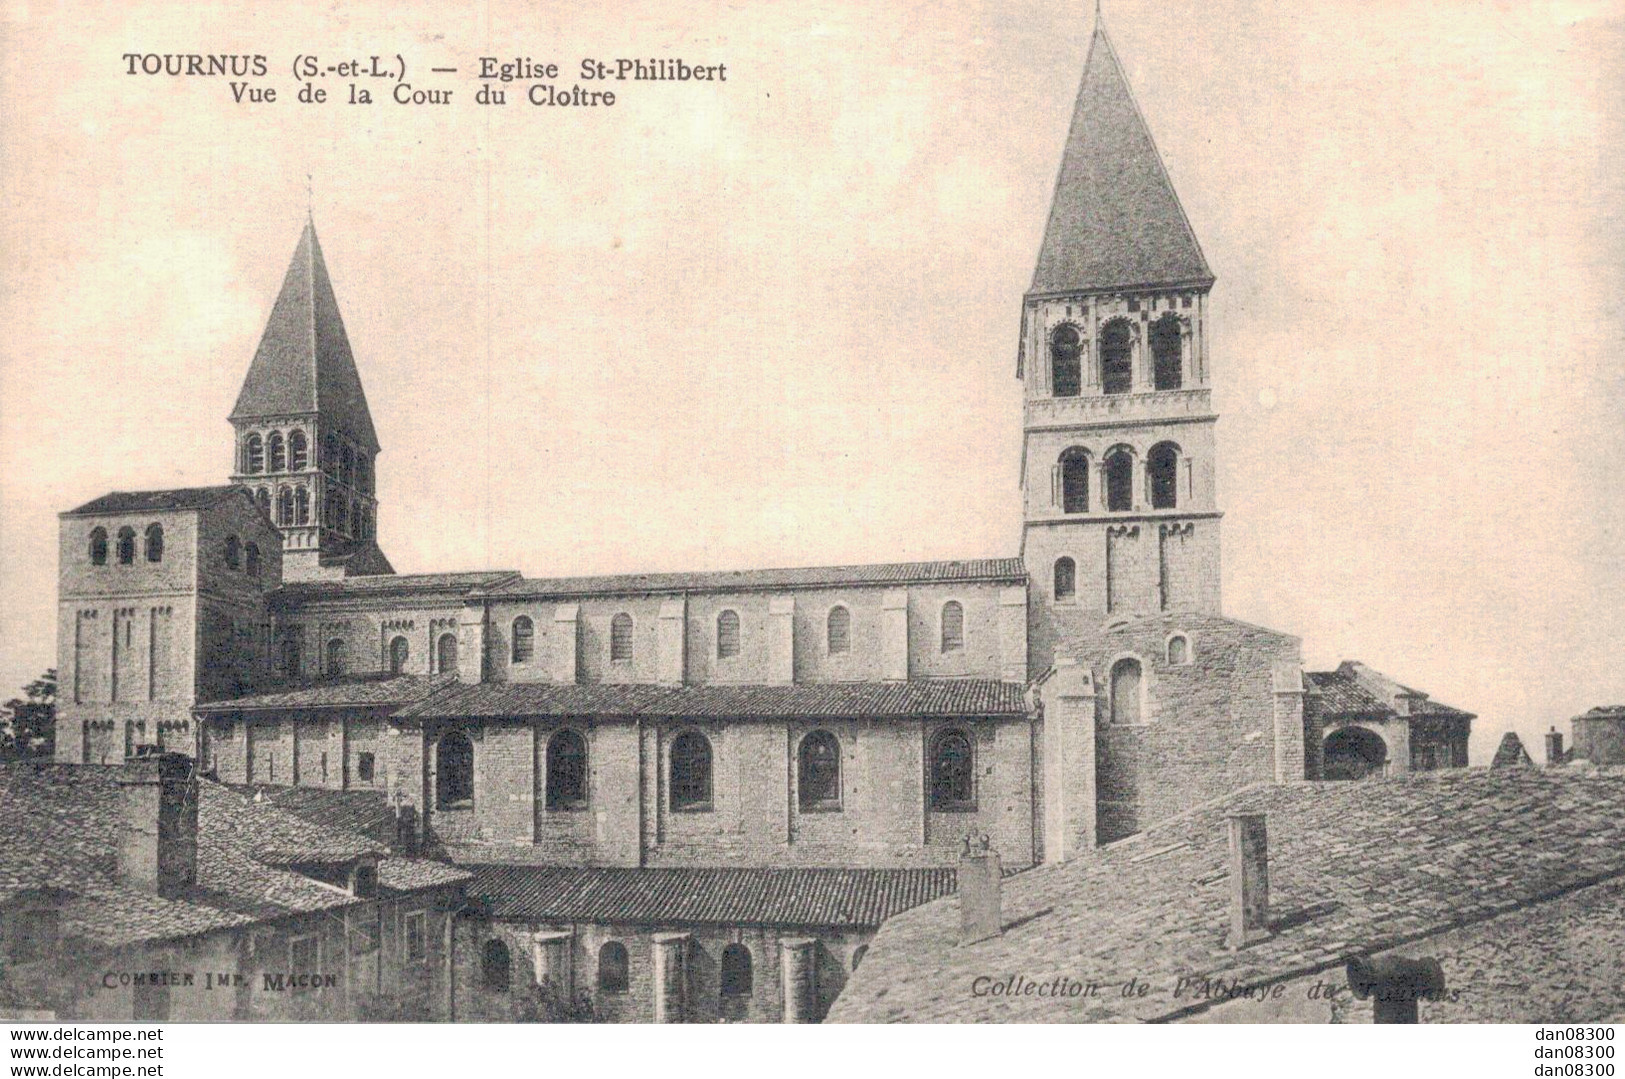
[197, 674, 452, 712]
[394, 679, 1031, 721]
[224, 784, 397, 846]
[0, 764, 468, 949]
[1303, 665, 1474, 721]
[828, 769, 1625, 1023]
[466, 865, 957, 930]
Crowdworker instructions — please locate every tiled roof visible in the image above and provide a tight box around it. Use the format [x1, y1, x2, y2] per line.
[63, 485, 246, 517]
[489, 558, 1027, 599]
[231, 222, 378, 450]
[0, 763, 468, 949]
[396, 683, 683, 720]
[395, 679, 1031, 721]
[1303, 669, 1391, 716]
[1029, 25, 1212, 296]
[224, 784, 397, 846]
[828, 769, 1625, 1023]
[276, 570, 519, 601]
[196, 674, 451, 712]
[466, 864, 956, 929]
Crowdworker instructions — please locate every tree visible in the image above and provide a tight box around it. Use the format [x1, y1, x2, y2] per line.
[1, 670, 56, 760]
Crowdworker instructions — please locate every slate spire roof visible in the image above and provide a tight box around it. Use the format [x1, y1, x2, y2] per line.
[1029, 19, 1213, 296]
[231, 219, 380, 451]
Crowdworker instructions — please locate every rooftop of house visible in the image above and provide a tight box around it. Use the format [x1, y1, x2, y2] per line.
[0, 763, 469, 950]
[61, 485, 253, 518]
[465, 864, 958, 930]
[1303, 661, 1474, 721]
[827, 767, 1625, 1023]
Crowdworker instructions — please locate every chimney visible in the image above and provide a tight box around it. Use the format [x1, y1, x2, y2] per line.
[958, 834, 1002, 945]
[1225, 813, 1269, 949]
[1544, 726, 1565, 767]
[117, 751, 199, 899]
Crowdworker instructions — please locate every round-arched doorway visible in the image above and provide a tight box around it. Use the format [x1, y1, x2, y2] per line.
[1322, 726, 1388, 780]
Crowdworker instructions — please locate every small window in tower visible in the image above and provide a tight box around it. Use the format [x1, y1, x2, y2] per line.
[716, 610, 740, 659]
[326, 638, 345, 676]
[116, 527, 136, 565]
[610, 613, 633, 663]
[1151, 315, 1183, 391]
[89, 527, 108, 566]
[223, 535, 240, 570]
[1105, 449, 1134, 512]
[356, 456, 372, 494]
[268, 432, 286, 473]
[255, 488, 271, 519]
[511, 616, 534, 664]
[1050, 325, 1082, 398]
[436, 633, 459, 676]
[245, 542, 260, 578]
[321, 434, 339, 476]
[144, 523, 164, 563]
[244, 434, 264, 474]
[334, 497, 349, 535]
[1101, 321, 1133, 395]
[288, 430, 308, 471]
[277, 488, 294, 526]
[1060, 448, 1090, 514]
[350, 500, 362, 538]
[341, 445, 356, 487]
[1054, 557, 1076, 601]
[827, 606, 851, 655]
[940, 601, 964, 652]
[1166, 635, 1191, 666]
[295, 487, 310, 525]
[1149, 442, 1180, 509]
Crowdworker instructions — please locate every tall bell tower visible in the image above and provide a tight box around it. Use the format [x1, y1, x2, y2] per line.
[1020, 18, 1221, 669]
[229, 219, 393, 582]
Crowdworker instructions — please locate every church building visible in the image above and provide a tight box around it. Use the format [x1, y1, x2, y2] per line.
[50, 16, 1473, 1022]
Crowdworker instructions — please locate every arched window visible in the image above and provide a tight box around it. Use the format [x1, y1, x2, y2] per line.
[546, 729, 588, 809]
[277, 487, 294, 526]
[116, 527, 136, 565]
[244, 433, 264, 474]
[1054, 557, 1076, 601]
[255, 488, 271, 519]
[511, 616, 534, 663]
[288, 430, 308, 471]
[1322, 726, 1388, 781]
[929, 729, 975, 810]
[89, 527, 108, 566]
[1050, 324, 1082, 398]
[669, 731, 713, 811]
[1106, 449, 1134, 512]
[358, 508, 372, 540]
[798, 730, 841, 809]
[1101, 320, 1133, 395]
[1166, 635, 1190, 665]
[245, 542, 260, 578]
[350, 500, 362, 538]
[388, 636, 409, 675]
[481, 939, 511, 992]
[1151, 314, 1183, 391]
[325, 638, 345, 677]
[223, 535, 240, 570]
[334, 497, 349, 535]
[295, 487, 310, 525]
[280, 636, 301, 676]
[435, 732, 473, 808]
[143, 523, 164, 563]
[609, 613, 633, 663]
[1060, 448, 1090, 514]
[267, 433, 286, 473]
[598, 942, 629, 993]
[940, 601, 964, 652]
[720, 944, 753, 997]
[716, 610, 740, 659]
[1149, 442, 1180, 509]
[356, 456, 372, 494]
[826, 606, 851, 654]
[341, 445, 356, 487]
[1109, 658, 1143, 725]
[321, 434, 339, 476]
[436, 632, 459, 675]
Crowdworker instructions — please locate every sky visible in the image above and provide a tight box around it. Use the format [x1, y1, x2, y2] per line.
[2, 0, 1621, 763]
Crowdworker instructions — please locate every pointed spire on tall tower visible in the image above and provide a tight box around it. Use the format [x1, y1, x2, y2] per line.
[231, 220, 380, 451]
[1029, 19, 1212, 296]
[230, 220, 390, 582]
